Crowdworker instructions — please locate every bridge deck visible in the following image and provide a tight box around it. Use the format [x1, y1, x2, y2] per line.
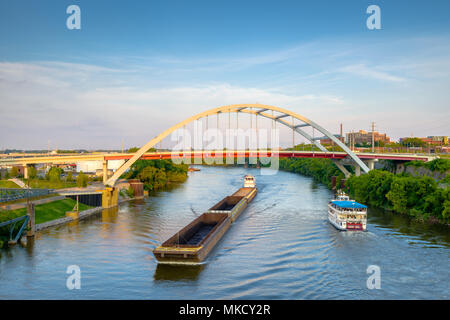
[0, 150, 434, 166]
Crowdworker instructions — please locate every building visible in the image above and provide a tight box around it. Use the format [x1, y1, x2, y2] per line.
[318, 135, 345, 145]
[399, 136, 448, 146]
[427, 136, 448, 145]
[318, 123, 345, 145]
[346, 130, 391, 146]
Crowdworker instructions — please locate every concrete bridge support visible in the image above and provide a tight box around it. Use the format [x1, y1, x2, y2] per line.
[355, 165, 361, 177]
[333, 160, 351, 179]
[102, 160, 108, 184]
[102, 187, 118, 209]
[365, 159, 377, 171]
[26, 203, 35, 237]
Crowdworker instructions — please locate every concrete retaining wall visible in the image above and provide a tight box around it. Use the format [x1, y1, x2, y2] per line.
[35, 206, 104, 232]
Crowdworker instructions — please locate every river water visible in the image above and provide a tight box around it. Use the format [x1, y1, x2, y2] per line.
[0, 166, 448, 299]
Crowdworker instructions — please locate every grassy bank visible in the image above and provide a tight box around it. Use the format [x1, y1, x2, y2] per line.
[0, 180, 21, 188]
[0, 198, 92, 247]
[24, 179, 76, 189]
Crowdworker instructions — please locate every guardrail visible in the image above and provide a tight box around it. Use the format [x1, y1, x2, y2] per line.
[0, 188, 54, 203]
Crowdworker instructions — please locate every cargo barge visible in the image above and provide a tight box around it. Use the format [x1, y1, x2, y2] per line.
[153, 175, 257, 264]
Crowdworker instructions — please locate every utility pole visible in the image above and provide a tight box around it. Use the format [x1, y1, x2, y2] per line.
[371, 122, 375, 153]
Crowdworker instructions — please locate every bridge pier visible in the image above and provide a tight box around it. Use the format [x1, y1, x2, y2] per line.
[102, 160, 108, 184]
[333, 160, 351, 179]
[24, 166, 28, 179]
[365, 159, 377, 171]
[102, 187, 118, 208]
[355, 165, 361, 177]
[27, 203, 35, 238]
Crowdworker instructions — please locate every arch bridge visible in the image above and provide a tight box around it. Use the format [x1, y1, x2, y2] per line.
[105, 104, 371, 186]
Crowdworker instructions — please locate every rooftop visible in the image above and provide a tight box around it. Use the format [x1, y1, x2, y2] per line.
[331, 200, 367, 209]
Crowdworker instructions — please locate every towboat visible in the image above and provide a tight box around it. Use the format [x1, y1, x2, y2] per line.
[153, 175, 257, 264]
[328, 191, 367, 231]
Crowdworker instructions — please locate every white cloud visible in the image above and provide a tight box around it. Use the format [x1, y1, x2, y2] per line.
[338, 64, 406, 83]
[0, 61, 345, 149]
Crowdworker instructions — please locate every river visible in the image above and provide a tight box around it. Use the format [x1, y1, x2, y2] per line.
[0, 166, 448, 299]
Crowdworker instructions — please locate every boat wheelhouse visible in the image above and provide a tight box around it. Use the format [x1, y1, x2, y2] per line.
[328, 192, 367, 231]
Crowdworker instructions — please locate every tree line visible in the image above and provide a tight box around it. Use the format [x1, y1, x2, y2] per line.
[122, 159, 188, 191]
[279, 158, 450, 225]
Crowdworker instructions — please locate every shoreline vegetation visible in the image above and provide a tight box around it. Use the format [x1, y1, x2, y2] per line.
[122, 159, 189, 192]
[279, 157, 450, 226]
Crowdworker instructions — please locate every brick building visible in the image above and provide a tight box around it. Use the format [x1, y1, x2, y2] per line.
[346, 130, 391, 146]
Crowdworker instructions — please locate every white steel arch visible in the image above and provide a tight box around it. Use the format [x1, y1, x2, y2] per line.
[105, 104, 370, 186]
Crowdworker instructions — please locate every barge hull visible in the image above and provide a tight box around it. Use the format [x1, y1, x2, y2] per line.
[153, 185, 257, 265]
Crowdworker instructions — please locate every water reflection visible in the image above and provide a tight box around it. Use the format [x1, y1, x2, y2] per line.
[368, 208, 450, 247]
[154, 264, 206, 281]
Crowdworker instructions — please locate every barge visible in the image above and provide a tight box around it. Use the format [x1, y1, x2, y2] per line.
[153, 175, 257, 264]
[328, 192, 367, 231]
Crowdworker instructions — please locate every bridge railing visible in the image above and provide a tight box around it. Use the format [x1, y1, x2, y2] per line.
[0, 188, 55, 203]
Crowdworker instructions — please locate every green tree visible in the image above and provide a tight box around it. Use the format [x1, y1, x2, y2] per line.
[442, 188, 450, 223]
[47, 167, 62, 182]
[28, 166, 37, 179]
[400, 137, 426, 148]
[66, 171, 73, 182]
[76, 171, 88, 187]
[10, 166, 19, 177]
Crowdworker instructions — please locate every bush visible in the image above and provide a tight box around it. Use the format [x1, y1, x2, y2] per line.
[405, 158, 450, 173]
[279, 158, 346, 189]
[76, 171, 88, 187]
[10, 166, 19, 178]
[123, 159, 188, 191]
[346, 169, 449, 224]
[126, 187, 135, 198]
[28, 166, 37, 179]
[46, 167, 63, 182]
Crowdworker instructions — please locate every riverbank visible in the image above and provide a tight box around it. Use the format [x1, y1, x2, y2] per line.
[278, 157, 450, 226]
[123, 159, 188, 191]
[0, 192, 145, 248]
[346, 169, 449, 225]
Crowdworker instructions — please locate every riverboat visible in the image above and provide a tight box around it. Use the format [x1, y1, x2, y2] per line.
[153, 175, 257, 264]
[328, 191, 367, 231]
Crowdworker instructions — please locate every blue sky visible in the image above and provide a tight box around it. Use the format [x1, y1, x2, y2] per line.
[0, 0, 449, 149]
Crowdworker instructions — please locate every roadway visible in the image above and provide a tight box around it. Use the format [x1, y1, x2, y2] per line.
[0, 150, 437, 167]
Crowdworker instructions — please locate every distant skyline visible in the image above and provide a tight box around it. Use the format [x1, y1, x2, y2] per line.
[1, 0, 449, 149]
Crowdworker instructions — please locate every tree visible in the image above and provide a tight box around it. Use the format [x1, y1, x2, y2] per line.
[10, 166, 19, 178]
[400, 138, 426, 148]
[47, 167, 62, 182]
[66, 171, 73, 182]
[28, 166, 37, 179]
[76, 171, 88, 187]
